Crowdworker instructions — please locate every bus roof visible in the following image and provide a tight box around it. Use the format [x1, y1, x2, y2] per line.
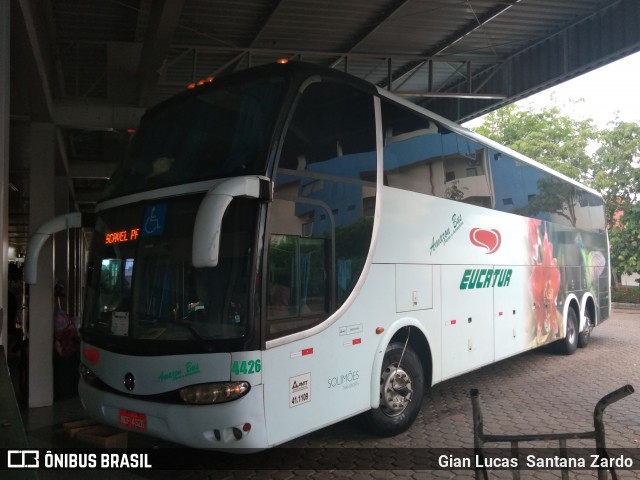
[138, 60, 602, 201]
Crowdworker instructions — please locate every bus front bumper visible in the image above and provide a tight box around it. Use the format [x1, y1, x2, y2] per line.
[78, 380, 268, 450]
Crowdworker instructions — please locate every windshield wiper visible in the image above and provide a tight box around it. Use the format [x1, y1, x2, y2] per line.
[167, 319, 213, 352]
[134, 311, 213, 351]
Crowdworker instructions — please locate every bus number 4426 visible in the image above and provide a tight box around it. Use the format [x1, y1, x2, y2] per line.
[232, 359, 261, 375]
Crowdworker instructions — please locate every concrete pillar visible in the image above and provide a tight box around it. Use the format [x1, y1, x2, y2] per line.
[28, 122, 55, 408]
[0, 0, 10, 350]
[54, 176, 69, 311]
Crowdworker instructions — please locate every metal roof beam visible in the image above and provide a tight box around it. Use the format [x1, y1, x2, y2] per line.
[429, 0, 522, 57]
[396, 91, 506, 99]
[61, 40, 504, 65]
[433, 0, 640, 122]
[13, 0, 56, 122]
[53, 100, 144, 130]
[248, 0, 286, 48]
[73, 192, 103, 204]
[220, 0, 287, 75]
[381, 0, 521, 90]
[131, 43, 504, 64]
[40, 0, 66, 98]
[136, 0, 185, 107]
[14, 0, 79, 209]
[330, 0, 412, 70]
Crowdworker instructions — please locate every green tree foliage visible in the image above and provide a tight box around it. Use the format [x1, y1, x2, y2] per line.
[473, 103, 596, 183]
[592, 119, 640, 226]
[515, 179, 580, 227]
[609, 203, 640, 278]
[473, 104, 640, 279]
[592, 120, 640, 281]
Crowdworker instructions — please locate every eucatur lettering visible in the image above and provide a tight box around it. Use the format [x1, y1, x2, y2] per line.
[459, 268, 512, 290]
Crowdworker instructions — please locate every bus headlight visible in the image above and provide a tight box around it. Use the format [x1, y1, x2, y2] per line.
[179, 382, 250, 404]
[79, 363, 97, 383]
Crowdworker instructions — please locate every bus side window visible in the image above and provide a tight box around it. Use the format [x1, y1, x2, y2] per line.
[381, 103, 494, 209]
[490, 151, 528, 216]
[381, 101, 443, 195]
[491, 152, 594, 229]
[448, 135, 491, 208]
[267, 233, 329, 320]
[268, 81, 376, 340]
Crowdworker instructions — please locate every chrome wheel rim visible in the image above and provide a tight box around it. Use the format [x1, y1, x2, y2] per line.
[568, 318, 576, 344]
[380, 364, 413, 417]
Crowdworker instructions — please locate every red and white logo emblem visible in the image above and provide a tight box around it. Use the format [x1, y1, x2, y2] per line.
[469, 228, 501, 254]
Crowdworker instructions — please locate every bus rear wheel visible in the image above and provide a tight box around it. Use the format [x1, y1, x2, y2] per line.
[578, 310, 592, 348]
[555, 308, 578, 355]
[366, 342, 424, 437]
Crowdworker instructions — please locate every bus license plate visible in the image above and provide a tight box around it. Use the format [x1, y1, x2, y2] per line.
[119, 409, 146, 431]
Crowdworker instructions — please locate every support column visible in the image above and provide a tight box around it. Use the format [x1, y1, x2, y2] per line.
[28, 122, 55, 408]
[0, 0, 10, 350]
[54, 176, 69, 311]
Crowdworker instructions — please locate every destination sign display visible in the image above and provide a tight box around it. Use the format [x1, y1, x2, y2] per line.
[105, 228, 140, 245]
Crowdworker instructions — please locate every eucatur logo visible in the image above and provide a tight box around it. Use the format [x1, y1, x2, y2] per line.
[469, 228, 501, 254]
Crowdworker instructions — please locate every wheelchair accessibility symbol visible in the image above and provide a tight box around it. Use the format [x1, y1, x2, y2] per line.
[142, 204, 167, 236]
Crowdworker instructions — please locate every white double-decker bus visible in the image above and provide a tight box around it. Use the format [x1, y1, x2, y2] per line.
[27, 61, 610, 450]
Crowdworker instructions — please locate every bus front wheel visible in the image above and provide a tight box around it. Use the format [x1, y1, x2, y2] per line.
[366, 342, 424, 437]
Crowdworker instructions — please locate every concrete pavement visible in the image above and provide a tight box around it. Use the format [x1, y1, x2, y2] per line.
[22, 309, 640, 479]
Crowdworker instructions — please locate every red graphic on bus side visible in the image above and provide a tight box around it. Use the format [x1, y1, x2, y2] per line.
[469, 228, 502, 254]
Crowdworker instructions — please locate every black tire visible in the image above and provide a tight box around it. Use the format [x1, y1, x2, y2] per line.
[365, 341, 424, 437]
[578, 309, 592, 348]
[556, 308, 578, 355]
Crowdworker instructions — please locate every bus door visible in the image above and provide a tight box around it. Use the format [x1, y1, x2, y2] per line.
[261, 79, 378, 445]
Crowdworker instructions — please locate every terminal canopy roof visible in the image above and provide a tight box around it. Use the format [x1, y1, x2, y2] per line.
[9, 0, 640, 246]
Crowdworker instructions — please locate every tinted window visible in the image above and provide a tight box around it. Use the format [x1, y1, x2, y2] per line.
[491, 150, 604, 230]
[83, 196, 258, 355]
[267, 81, 377, 339]
[382, 101, 442, 195]
[444, 134, 491, 208]
[382, 102, 492, 208]
[380, 101, 603, 231]
[105, 76, 286, 199]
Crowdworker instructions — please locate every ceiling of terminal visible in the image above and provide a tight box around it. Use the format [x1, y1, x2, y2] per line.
[8, 0, 640, 250]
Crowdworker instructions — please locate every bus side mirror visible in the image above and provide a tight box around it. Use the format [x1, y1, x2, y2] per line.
[192, 176, 270, 268]
[25, 212, 82, 284]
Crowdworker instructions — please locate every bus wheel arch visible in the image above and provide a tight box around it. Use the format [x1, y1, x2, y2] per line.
[366, 323, 432, 437]
[388, 325, 432, 390]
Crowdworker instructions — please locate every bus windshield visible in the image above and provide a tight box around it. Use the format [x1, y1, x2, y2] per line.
[82, 195, 259, 355]
[104, 74, 286, 199]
